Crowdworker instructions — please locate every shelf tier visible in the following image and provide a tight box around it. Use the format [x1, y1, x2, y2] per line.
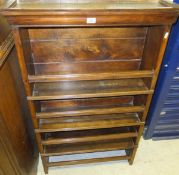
[28, 70, 153, 82]
[42, 127, 138, 145]
[36, 113, 143, 133]
[28, 79, 153, 101]
[37, 106, 145, 119]
[47, 155, 130, 167]
[42, 138, 135, 156]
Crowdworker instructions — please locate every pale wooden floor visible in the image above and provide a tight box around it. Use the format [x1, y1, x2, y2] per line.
[37, 138, 179, 175]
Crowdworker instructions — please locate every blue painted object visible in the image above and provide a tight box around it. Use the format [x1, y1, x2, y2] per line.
[174, 0, 179, 4]
[144, 19, 179, 140]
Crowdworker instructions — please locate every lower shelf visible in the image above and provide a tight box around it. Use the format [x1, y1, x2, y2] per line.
[47, 154, 130, 167]
[42, 138, 135, 156]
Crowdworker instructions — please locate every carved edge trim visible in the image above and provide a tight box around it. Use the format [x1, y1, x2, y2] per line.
[0, 32, 14, 68]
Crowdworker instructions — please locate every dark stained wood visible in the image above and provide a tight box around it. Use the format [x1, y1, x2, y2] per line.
[0, 113, 22, 175]
[37, 106, 145, 118]
[28, 79, 153, 100]
[30, 39, 145, 62]
[0, 14, 11, 43]
[36, 113, 143, 132]
[2, 0, 178, 173]
[28, 70, 153, 82]
[42, 127, 138, 145]
[0, 9, 38, 174]
[42, 138, 135, 156]
[28, 27, 147, 40]
[12, 27, 48, 173]
[2, 10, 178, 26]
[34, 60, 141, 75]
[0, 47, 38, 174]
[40, 96, 134, 112]
[140, 26, 166, 71]
[29, 27, 147, 63]
[128, 25, 172, 164]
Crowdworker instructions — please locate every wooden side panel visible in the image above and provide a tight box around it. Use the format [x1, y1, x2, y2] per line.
[16, 28, 35, 75]
[141, 26, 165, 70]
[141, 26, 170, 89]
[13, 27, 49, 174]
[0, 114, 21, 175]
[0, 49, 37, 175]
[129, 26, 171, 164]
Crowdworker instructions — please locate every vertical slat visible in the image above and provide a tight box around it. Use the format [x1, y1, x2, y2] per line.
[12, 28, 49, 174]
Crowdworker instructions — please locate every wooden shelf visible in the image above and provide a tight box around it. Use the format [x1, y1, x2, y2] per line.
[42, 127, 138, 145]
[42, 138, 135, 156]
[47, 155, 130, 167]
[36, 113, 143, 133]
[37, 106, 145, 119]
[28, 70, 153, 82]
[28, 79, 153, 100]
[6, 2, 176, 173]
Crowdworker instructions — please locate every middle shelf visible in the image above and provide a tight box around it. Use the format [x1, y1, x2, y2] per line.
[41, 127, 138, 145]
[28, 78, 153, 101]
[36, 113, 143, 132]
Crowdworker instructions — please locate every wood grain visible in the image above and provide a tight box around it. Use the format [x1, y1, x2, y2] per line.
[31, 39, 145, 62]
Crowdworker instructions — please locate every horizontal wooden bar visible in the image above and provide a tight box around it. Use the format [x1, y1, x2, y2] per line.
[28, 70, 153, 83]
[28, 89, 153, 101]
[3, 10, 178, 26]
[36, 106, 145, 119]
[47, 155, 130, 167]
